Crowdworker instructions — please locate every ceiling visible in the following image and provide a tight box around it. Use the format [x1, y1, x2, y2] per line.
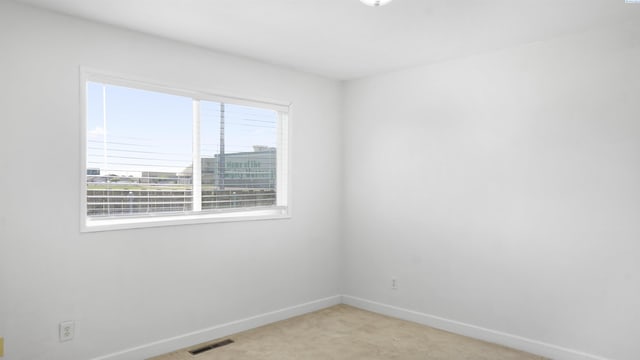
[13, 0, 640, 79]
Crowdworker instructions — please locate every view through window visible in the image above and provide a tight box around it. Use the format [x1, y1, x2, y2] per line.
[83, 75, 288, 230]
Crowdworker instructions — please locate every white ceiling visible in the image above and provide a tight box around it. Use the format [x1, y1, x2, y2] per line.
[14, 0, 640, 79]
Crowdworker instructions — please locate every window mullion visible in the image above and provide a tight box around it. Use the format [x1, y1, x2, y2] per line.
[192, 99, 202, 212]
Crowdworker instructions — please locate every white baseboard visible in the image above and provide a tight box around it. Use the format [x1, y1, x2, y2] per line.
[90, 295, 342, 360]
[90, 294, 609, 360]
[342, 295, 609, 360]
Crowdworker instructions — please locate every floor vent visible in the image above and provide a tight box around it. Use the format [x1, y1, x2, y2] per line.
[188, 339, 234, 356]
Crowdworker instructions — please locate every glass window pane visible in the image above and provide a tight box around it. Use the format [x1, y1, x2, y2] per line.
[86, 82, 193, 217]
[200, 101, 278, 210]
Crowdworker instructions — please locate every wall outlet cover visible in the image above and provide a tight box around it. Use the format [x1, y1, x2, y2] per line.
[59, 321, 75, 342]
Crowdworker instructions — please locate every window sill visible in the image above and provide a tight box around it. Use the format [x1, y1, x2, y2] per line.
[81, 207, 290, 232]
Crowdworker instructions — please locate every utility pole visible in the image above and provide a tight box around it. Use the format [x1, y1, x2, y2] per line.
[218, 103, 225, 190]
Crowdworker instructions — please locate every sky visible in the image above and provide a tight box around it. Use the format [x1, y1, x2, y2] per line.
[86, 82, 278, 177]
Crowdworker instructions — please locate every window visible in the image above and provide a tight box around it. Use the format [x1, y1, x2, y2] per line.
[81, 71, 289, 231]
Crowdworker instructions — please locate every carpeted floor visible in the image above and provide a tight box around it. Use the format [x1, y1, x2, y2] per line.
[150, 305, 546, 360]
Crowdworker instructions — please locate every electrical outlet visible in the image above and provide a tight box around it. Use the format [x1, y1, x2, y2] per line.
[59, 321, 75, 342]
[391, 278, 398, 290]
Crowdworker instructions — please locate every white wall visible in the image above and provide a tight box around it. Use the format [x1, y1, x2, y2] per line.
[0, 2, 342, 359]
[343, 21, 640, 360]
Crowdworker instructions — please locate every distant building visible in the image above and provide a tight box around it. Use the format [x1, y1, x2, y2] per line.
[206, 147, 276, 190]
[140, 171, 181, 184]
[180, 147, 277, 190]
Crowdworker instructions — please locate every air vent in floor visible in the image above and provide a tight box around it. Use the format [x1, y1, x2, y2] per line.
[188, 339, 234, 356]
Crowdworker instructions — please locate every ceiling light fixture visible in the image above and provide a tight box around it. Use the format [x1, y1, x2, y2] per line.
[360, 0, 393, 7]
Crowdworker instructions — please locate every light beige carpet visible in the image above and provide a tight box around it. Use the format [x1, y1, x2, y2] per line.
[150, 305, 546, 360]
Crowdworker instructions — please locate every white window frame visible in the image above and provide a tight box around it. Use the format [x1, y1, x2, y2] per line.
[80, 68, 291, 232]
